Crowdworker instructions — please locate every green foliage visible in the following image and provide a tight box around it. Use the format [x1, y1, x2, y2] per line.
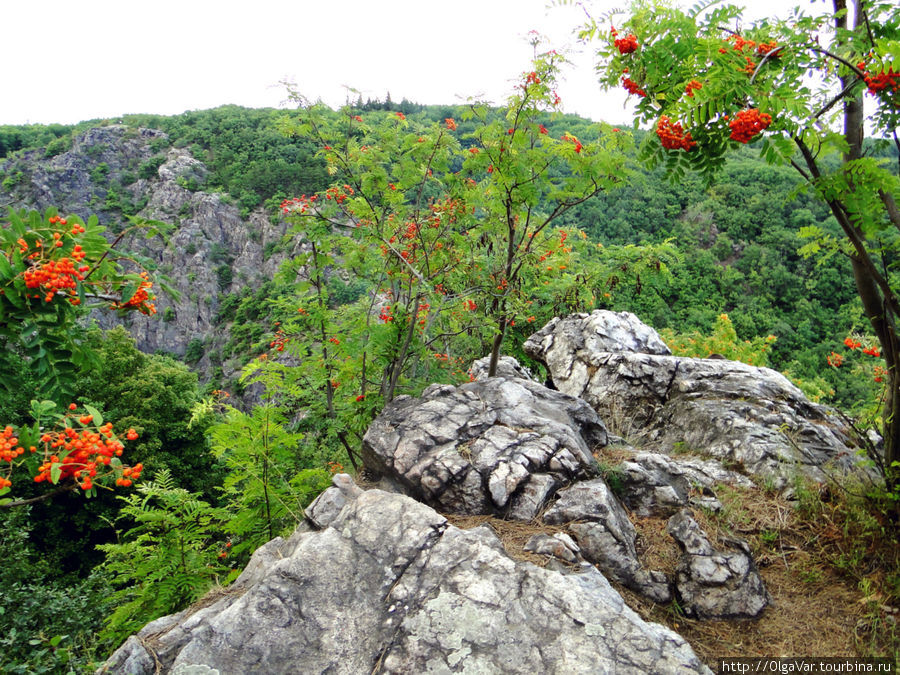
[0, 507, 112, 673]
[0, 208, 172, 402]
[202, 402, 329, 558]
[73, 327, 220, 497]
[96, 469, 229, 648]
[583, 0, 900, 492]
[660, 313, 776, 366]
[184, 337, 205, 363]
[0, 123, 74, 160]
[137, 155, 165, 180]
[89, 162, 109, 184]
[215, 263, 233, 290]
[7, 327, 220, 578]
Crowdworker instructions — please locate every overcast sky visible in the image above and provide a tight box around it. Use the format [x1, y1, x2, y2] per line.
[2, 0, 794, 127]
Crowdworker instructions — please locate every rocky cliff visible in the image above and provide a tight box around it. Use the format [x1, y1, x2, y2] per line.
[0, 125, 296, 373]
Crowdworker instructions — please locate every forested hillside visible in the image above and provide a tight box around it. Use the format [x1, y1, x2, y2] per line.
[2, 102, 889, 409]
[0, 89, 896, 670]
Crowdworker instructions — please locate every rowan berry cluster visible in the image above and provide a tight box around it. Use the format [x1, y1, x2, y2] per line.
[621, 76, 647, 97]
[728, 109, 772, 143]
[728, 34, 776, 57]
[0, 408, 142, 493]
[280, 194, 319, 215]
[656, 116, 696, 150]
[614, 35, 638, 55]
[858, 63, 899, 96]
[269, 327, 289, 352]
[112, 272, 157, 315]
[685, 80, 703, 97]
[16, 216, 91, 306]
[562, 132, 583, 153]
[324, 185, 355, 204]
[24, 256, 89, 304]
[378, 305, 394, 322]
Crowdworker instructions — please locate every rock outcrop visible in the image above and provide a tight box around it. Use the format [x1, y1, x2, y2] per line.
[524, 310, 859, 485]
[362, 377, 607, 519]
[102, 481, 711, 675]
[543, 478, 671, 603]
[667, 510, 771, 619]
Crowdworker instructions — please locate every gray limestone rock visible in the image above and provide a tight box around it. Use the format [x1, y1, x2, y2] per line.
[101, 488, 710, 675]
[523, 532, 581, 563]
[543, 479, 671, 603]
[304, 471, 362, 529]
[362, 375, 607, 518]
[618, 451, 755, 518]
[469, 354, 538, 381]
[0, 125, 303, 368]
[667, 510, 771, 619]
[524, 311, 861, 486]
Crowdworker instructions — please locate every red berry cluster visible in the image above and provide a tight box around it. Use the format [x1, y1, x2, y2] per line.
[378, 305, 394, 322]
[685, 80, 703, 97]
[281, 194, 319, 215]
[112, 272, 157, 315]
[17, 216, 91, 306]
[615, 36, 638, 54]
[24, 256, 90, 304]
[0, 408, 143, 492]
[610, 26, 639, 55]
[325, 184, 355, 204]
[755, 41, 780, 57]
[621, 76, 647, 97]
[656, 116, 696, 151]
[858, 62, 899, 95]
[269, 327, 289, 352]
[562, 132, 583, 153]
[845, 335, 881, 357]
[728, 109, 772, 143]
[728, 34, 777, 57]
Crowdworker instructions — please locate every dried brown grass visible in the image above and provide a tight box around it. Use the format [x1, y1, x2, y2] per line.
[443, 479, 899, 667]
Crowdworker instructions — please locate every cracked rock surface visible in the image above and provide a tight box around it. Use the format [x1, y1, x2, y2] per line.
[101, 481, 711, 674]
[543, 479, 672, 603]
[667, 510, 771, 619]
[362, 377, 607, 518]
[525, 310, 860, 485]
[617, 450, 756, 518]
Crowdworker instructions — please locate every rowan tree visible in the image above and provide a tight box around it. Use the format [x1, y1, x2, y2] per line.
[575, 0, 900, 494]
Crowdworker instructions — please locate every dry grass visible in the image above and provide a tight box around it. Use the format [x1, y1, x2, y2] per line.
[443, 480, 900, 667]
[443, 513, 573, 568]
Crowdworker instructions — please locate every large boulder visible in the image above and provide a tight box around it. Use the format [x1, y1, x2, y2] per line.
[525, 310, 859, 485]
[362, 376, 608, 518]
[101, 482, 711, 674]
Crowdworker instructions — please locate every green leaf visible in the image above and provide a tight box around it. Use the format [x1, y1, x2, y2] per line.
[83, 404, 104, 427]
[50, 462, 62, 484]
[119, 281, 138, 305]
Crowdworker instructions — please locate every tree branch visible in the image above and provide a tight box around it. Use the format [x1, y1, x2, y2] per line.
[0, 483, 77, 508]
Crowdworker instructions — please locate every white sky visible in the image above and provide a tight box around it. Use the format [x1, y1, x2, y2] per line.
[2, 0, 793, 127]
